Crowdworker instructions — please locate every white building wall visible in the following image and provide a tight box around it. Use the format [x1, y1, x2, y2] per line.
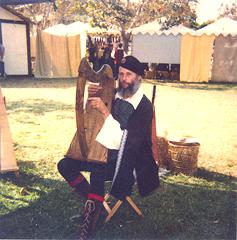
[2, 23, 28, 75]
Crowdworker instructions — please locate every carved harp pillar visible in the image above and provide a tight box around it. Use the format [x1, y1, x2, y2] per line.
[66, 58, 115, 163]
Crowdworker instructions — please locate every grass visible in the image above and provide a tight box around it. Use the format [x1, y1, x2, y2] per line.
[0, 78, 236, 239]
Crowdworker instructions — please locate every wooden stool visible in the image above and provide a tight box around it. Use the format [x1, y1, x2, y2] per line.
[103, 193, 144, 223]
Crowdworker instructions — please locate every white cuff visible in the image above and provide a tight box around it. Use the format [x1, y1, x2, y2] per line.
[96, 114, 123, 150]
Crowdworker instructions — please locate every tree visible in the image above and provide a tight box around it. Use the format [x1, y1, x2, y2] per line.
[70, 0, 197, 52]
[218, 2, 237, 20]
[12, 0, 75, 30]
[155, 0, 197, 29]
[12, 0, 197, 52]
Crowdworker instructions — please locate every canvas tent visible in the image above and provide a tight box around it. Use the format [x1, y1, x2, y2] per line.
[132, 21, 195, 64]
[35, 23, 83, 78]
[180, 34, 215, 83]
[198, 17, 237, 83]
[132, 18, 237, 83]
[35, 21, 118, 78]
[211, 35, 237, 82]
[0, 6, 32, 76]
[181, 17, 237, 83]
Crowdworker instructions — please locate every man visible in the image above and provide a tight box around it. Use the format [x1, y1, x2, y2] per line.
[58, 56, 159, 240]
[114, 43, 124, 79]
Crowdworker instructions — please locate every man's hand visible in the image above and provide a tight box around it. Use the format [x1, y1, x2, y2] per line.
[88, 83, 102, 97]
[88, 97, 109, 120]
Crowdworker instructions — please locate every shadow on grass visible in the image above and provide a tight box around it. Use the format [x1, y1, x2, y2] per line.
[145, 79, 237, 92]
[168, 82, 237, 91]
[0, 161, 84, 239]
[0, 77, 77, 89]
[197, 168, 236, 183]
[0, 161, 236, 240]
[7, 99, 74, 115]
[2, 77, 237, 92]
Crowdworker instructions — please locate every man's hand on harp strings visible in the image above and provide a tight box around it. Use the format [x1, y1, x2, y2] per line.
[88, 97, 110, 120]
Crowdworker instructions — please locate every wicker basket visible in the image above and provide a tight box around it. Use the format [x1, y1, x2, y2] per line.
[167, 141, 200, 175]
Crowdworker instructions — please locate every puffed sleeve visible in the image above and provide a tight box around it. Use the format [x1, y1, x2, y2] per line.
[95, 114, 123, 150]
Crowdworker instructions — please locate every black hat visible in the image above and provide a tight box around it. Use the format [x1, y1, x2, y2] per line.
[120, 56, 144, 76]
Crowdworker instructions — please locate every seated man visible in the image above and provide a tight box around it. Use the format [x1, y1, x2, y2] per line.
[57, 56, 160, 240]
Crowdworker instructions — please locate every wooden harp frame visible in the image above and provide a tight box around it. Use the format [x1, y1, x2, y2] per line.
[66, 58, 115, 163]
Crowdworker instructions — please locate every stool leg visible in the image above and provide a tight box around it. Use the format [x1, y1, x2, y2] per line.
[103, 201, 112, 214]
[103, 194, 112, 214]
[105, 200, 123, 223]
[104, 193, 110, 201]
[126, 196, 144, 217]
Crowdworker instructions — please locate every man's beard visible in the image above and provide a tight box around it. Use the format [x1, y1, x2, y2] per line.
[118, 79, 141, 98]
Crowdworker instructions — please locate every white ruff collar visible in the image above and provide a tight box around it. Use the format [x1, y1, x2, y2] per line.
[115, 86, 144, 110]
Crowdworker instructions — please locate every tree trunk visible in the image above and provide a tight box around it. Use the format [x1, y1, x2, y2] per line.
[120, 29, 132, 54]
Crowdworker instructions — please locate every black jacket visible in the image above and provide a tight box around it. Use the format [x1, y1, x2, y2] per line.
[110, 95, 160, 200]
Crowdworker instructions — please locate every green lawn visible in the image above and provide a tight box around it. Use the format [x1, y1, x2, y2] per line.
[0, 78, 236, 239]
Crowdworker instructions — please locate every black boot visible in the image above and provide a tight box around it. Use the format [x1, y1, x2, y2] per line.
[79, 199, 103, 240]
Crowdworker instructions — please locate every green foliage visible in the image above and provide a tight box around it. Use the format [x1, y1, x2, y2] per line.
[71, 0, 134, 29]
[190, 20, 211, 30]
[12, 0, 198, 30]
[0, 167, 235, 239]
[69, 0, 197, 52]
[157, 0, 197, 29]
[72, 0, 197, 30]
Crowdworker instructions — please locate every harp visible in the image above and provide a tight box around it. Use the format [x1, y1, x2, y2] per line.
[66, 58, 115, 163]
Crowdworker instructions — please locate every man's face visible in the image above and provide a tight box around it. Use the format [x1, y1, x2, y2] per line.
[118, 66, 141, 98]
[118, 66, 139, 88]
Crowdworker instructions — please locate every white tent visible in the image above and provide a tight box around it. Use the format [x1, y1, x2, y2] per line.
[131, 18, 237, 82]
[65, 22, 109, 57]
[67, 22, 115, 35]
[132, 21, 194, 36]
[195, 17, 237, 36]
[132, 22, 195, 64]
[43, 23, 69, 35]
[132, 21, 162, 35]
